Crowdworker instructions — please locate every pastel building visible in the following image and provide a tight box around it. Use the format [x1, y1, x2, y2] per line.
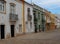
[0, 0, 55, 40]
[44, 10, 56, 31]
[24, 1, 34, 33]
[55, 15, 60, 29]
[33, 4, 46, 32]
[0, 0, 34, 39]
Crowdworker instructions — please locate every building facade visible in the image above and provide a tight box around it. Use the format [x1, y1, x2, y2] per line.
[0, 0, 35, 39]
[24, 1, 34, 33]
[44, 10, 56, 31]
[33, 4, 46, 32]
[0, 0, 56, 40]
[55, 15, 60, 29]
[0, 0, 23, 39]
[50, 14, 56, 30]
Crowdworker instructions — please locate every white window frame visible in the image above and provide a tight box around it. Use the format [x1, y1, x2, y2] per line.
[0, 1, 6, 13]
[10, 3, 16, 14]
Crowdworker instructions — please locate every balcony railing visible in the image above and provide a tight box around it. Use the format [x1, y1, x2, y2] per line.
[27, 14, 32, 21]
[9, 13, 18, 22]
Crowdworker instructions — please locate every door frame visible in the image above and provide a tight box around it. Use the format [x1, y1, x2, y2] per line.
[10, 25, 15, 37]
[0, 24, 5, 39]
[34, 24, 37, 33]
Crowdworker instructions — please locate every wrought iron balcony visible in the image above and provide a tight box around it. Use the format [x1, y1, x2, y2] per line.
[27, 14, 32, 21]
[9, 13, 18, 22]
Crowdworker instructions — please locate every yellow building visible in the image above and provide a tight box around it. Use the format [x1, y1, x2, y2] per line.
[45, 11, 51, 31]
[50, 14, 56, 31]
[45, 10, 56, 31]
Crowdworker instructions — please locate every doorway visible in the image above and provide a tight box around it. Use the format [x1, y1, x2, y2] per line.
[11, 25, 15, 37]
[35, 25, 37, 33]
[39, 25, 41, 32]
[0, 25, 5, 39]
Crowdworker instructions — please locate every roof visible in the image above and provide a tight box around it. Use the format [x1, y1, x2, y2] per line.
[24, 1, 33, 6]
[16, 0, 33, 6]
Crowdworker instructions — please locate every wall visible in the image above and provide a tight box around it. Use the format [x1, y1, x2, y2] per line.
[0, 0, 23, 39]
[24, 3, 34, 33]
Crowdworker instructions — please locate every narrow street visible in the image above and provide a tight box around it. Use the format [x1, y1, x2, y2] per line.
[0, 29, 60, 44]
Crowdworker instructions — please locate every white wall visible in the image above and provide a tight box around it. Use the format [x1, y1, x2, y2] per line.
[24, 3, 34, 33]
[55, 19, 60, 29]
[0, 0, 23, 39]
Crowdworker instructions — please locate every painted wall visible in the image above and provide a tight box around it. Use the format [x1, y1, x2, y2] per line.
[33, 5, 44, 32]
[0, 0, 23, 39]
[0, 0, 34, 39]
[24, 3, 34, 33]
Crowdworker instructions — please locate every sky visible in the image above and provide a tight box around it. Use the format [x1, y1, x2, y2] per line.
[25, 0, 60, 15]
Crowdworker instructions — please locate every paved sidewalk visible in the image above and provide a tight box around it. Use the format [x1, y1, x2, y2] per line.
[0, 29, 60, 44]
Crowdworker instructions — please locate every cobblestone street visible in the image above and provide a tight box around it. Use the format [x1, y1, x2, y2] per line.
[0, 29, 60, 44]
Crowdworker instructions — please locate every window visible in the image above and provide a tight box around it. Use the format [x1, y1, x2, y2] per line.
[19, 24, 22, 32]
[27, 8, 30, 15]
[26, 22, 28, 29]
[38, 12, 40, 19]
[0, 1, 6, 13]
[10, 3, 16, 14]
[28, 8, 30, 12]
[30, 22, 32, 28]
[27, 8, 32, 21]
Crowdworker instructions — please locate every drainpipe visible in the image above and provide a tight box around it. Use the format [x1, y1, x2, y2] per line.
[22, 0, 25, 33]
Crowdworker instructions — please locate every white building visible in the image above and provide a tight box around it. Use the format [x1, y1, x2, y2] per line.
[24, 1, 34, 33]
[0, 0, 34, 39]
[55, 15, 60, 29]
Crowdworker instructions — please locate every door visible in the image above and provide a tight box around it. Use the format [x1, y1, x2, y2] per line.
[39, 25, 41, 32]
[35, 25, 37, 33]
[19, 25, 22, 33]
[47, 23, 50, 30]
[1, 25, 5, 39]
[11, 25, 14, 37]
